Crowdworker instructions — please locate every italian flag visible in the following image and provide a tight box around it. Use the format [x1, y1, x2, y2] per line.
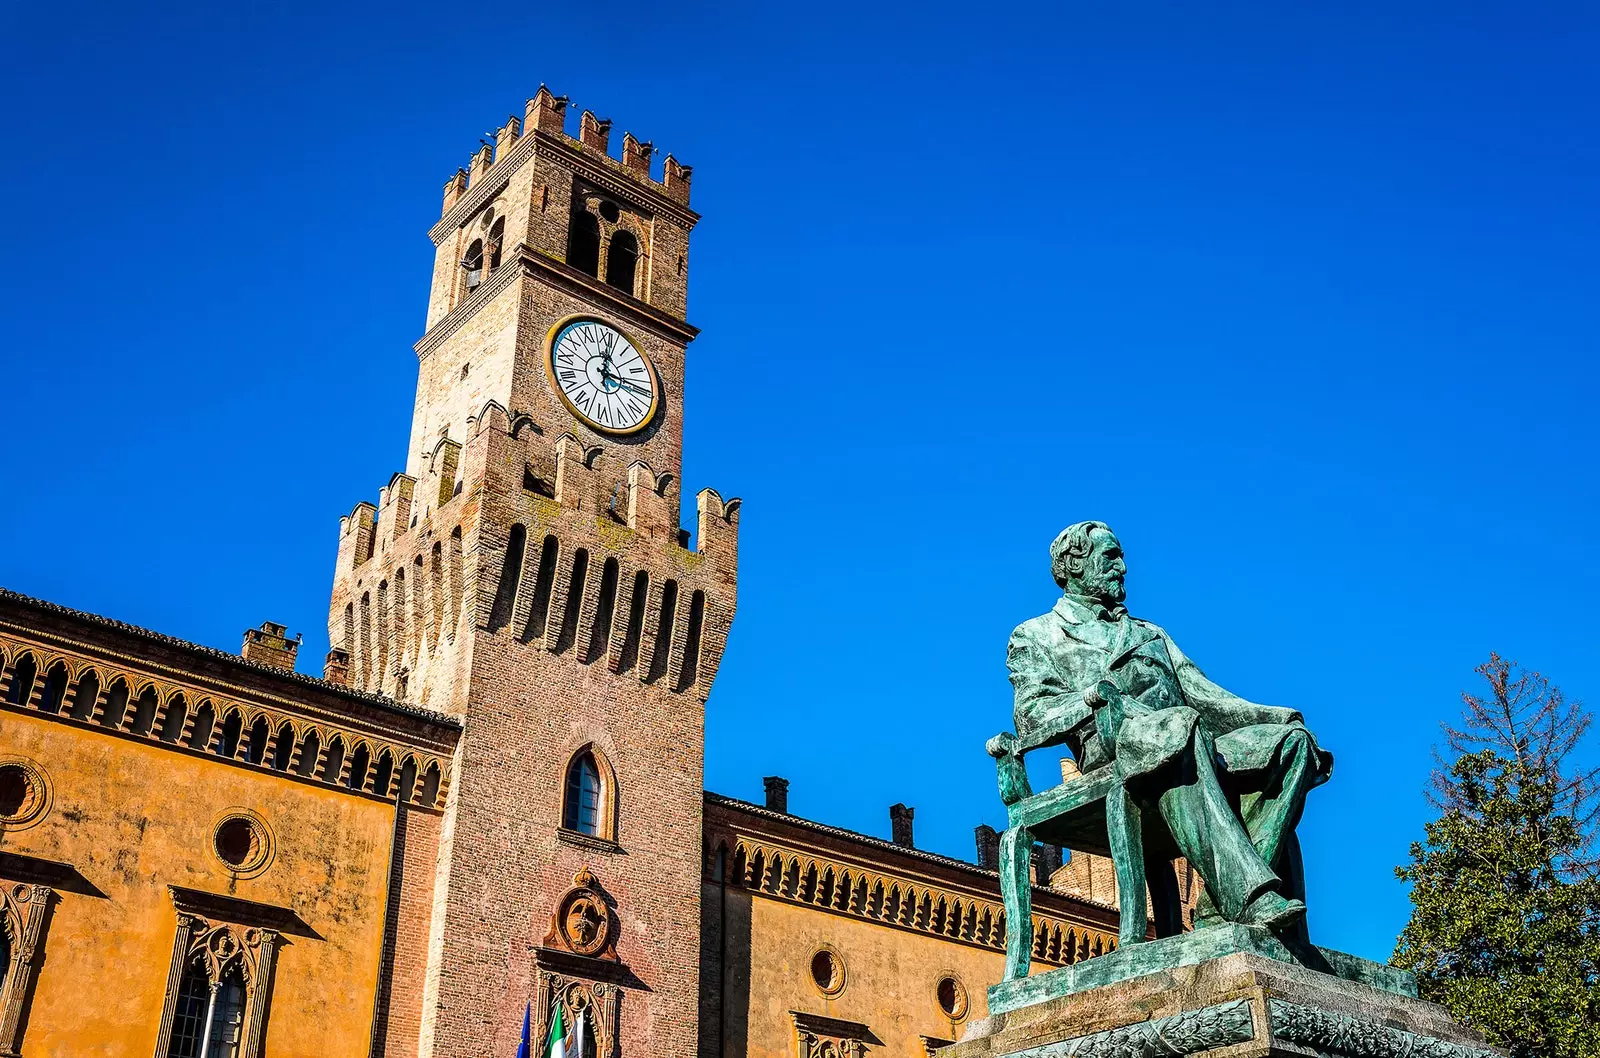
[546, 1003, 568, 1058]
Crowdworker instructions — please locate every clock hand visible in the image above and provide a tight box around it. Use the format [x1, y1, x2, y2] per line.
[596, 365, 651, 398]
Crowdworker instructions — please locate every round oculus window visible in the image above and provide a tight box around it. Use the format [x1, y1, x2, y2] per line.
[810, 947, 846, 996]
[936, 975, 969, 1020]
[212, 812, 274, 877]
[0, 759, 50, 830]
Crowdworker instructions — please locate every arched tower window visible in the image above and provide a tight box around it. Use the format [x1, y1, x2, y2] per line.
[461, 238, 485, 294]
[605, 230, 638, 294]
[563, 752, 603, 835]
[487, 217, 505, 273]
[568, 210, 600, 277]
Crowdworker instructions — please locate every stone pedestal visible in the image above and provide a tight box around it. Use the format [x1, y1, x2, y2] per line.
[948, 926, 1497, 1058]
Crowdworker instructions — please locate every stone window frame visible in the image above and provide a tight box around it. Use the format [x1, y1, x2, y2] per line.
[152, 891, 283, 1058]
[0, 880, 55, 1058]
[558, 743, 620, 848]
[791, 1011, 880, 1058]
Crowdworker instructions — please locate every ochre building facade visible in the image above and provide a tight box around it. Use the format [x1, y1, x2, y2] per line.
[0, 88, 1130, 1058]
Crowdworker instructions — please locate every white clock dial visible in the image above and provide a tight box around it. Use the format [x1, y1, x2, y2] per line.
[546, 317, 660, 435]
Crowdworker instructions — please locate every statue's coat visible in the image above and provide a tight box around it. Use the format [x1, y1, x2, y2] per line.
[1007, 595, 1333, 786]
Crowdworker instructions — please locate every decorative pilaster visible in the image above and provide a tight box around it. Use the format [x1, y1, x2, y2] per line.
[0, 882, 55, 1058]
[240, 930, 281, 1058]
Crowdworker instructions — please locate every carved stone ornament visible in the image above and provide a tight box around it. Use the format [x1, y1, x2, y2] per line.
[544, 867, 617, 960]
[153, 908, 282, 1058]
[532, 972, 620, 1058]
[180, 914, 278, 990]
[1269, 1000, 1498, 1058]
[0, 882, 56, 1057]
[1006, 999, 1256, 1058]
[791, 1012, 881, 1058]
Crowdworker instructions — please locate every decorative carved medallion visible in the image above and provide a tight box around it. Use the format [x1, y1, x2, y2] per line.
[544, 868, 617, 961]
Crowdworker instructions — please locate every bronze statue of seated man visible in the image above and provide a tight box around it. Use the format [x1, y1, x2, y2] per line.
[1006, 521, 1332, 934]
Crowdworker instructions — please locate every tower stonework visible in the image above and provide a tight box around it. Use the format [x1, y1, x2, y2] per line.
[328, 86, 738, 1058]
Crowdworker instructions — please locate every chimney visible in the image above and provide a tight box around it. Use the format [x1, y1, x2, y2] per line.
[242, 622, 299, 671]
[974, 824, 999, 870]
[889, 803, 915, 848]
[323, 649, 351, 686]
[763, 776, 789, 813]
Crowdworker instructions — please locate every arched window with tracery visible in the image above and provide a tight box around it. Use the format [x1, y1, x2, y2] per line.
[168, 960, 246, 1058]
[155, 910, 280, 1058]
[563, 752, 603, 835]
[605, 229, 638, 294]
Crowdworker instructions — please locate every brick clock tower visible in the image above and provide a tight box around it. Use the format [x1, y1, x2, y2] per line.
[327, 87, 738, 1058]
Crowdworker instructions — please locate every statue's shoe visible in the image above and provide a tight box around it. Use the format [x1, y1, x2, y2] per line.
[1240, 892, 1306, 933]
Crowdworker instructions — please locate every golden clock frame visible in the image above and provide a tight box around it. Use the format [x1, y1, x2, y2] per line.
[543, 314, 662, 437]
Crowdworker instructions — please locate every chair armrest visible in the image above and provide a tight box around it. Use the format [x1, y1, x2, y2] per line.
[1086, 681, 1125, 758]
[987, 731, 1033, 807]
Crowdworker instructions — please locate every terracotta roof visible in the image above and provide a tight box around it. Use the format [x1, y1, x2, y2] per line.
[703, 791, 1117, 913]
[0, 588, 461, 730]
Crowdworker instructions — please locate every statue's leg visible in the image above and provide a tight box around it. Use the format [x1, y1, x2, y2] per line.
[999, 824, 1034, 981]
[1237, 728, 1317, 888]
[1152, 731, 1282, 922]
[1145, 855, 1183, 939]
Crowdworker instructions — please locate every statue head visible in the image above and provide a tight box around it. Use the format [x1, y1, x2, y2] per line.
[1050, 521, 1126, 605]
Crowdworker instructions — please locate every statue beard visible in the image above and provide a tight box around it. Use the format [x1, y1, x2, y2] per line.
[1069, 570, 1126, 608]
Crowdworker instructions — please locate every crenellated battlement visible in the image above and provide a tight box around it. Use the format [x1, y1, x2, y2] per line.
[329, 401, 739, 711]
[440, 84, 693, 217]
[336, 403, 739, 568]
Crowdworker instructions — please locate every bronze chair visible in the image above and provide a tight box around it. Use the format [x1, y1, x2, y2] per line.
[987, 681, 1186, 981]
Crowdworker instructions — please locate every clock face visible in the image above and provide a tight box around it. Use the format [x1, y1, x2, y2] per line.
[545, 317, 660, 435]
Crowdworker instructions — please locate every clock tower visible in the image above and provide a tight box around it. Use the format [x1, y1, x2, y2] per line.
[327, 86, 739, 1058]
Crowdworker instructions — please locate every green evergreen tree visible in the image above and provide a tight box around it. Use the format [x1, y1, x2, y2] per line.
[1394, 654, 1600, 1058]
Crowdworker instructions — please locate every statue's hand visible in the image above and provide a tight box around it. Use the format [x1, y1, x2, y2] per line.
[1083, 681, 1120, 711]
[987, 731, 1020, 759]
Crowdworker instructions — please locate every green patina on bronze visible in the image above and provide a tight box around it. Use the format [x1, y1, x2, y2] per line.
[991, 521, 1333, 982]
[986, 923, 1415, 1016]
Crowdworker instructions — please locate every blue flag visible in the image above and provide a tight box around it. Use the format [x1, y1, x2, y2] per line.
[515, 1002, 531, 1058]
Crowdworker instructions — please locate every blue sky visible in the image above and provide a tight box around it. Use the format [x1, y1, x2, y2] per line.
[3, 2, 1597, 964]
